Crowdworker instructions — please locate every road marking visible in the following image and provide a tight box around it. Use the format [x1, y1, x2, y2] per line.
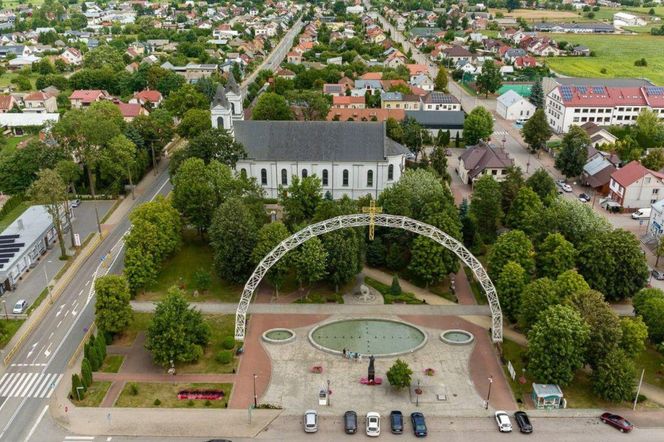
[23, 404, 48, 442]
[0, 373, 17, 396]
[48, 332, 53, 340]
[44, 374, 62, 398]
[16, 373, 38, 397]
[64, 436, 94, 440]
[25, 373, 48, 398]
[85, 280, 90, 286]
[35, 373, 56, 399]
[44, 343, 52, 358]
[57, 320, 62, 328]
[64, 310, 69, 318]
[56, 304, 65, 317]
[7, 372, 31, 397]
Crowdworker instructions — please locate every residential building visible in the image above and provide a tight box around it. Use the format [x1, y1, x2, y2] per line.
[0, 95, 16, 112]
[496, 90, 536, 120]
[381, 92, 421, 110]
[647, 198, 664, 240]
[581, 155, 617, 195]
[130, 89, 163, 108]
[406, 110, 465, 137]
[421, 92, 461, 111]
[580, 122, 618, 147]
[608, 160, 664, 209]
[59, 47, 83, 65]
[332, 95, 366, 109]
[457, 142, 514, 185]
[326, 108, 406, 122]
[22, 91, 57, 113]
[115, 102, 148, 122]
[69, 90, 110, 109]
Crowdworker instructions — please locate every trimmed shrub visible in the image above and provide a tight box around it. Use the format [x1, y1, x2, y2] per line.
[81, 358, 93, 388]
[129, 383, 139, 396]
[221, 336, 235, 350]
[153, 398, 161, 406]
[215, 350, 233, 364]
[71, 374, 85, 400]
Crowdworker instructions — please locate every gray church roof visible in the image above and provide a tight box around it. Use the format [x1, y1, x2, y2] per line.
[226, 72, 241, 95]
[212, 84, 228, 108]
[234, 121, 409, 162]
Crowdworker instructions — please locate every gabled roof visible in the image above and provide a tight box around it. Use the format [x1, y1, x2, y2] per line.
[116, 102, 145, 118]
[332, 95, 365, 105]
[233, 121, 408, 162]
[69, 90, 108, 102]
[611, 160, 664, 188]
[0, 95, 14, 110]
[24, 91, 52, 101]
[497, 89, 529, 107]
[459, 142, 513, 178]
[134, 89, 162, 103]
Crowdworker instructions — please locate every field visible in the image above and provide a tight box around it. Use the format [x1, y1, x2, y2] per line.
[543, 33, 664, 85]
[489, 8, 586, 22]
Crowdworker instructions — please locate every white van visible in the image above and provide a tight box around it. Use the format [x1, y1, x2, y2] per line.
[632, 208, 651, 220]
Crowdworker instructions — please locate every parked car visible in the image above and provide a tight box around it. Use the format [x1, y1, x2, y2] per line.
[632, 208, 651, 219]
[514, 411, 533, 434]
[600, 412, 633, 432]
[303, 410, 318, 433]
[560, 183, 572, 192]
[652, 269, 664, 281]
[71, 199, 81, 208]
[495, 411, 512, 432]
[366, 412, 380, 437]
[578, 193, 591, 203]
[410, 412, 428, 437]
[12, 299, 27, 314]
[344, 410, 357, 434]
[390, 410, 403, 434]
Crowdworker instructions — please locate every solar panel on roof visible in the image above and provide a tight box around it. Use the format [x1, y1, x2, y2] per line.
[592, 86, 605, 94]
[646, 86, 664, 96]
[0, 259, 8, 264]
[0, 243, 23, 249]
[577, 86, 587, 94]
[0, 235, 19, 240]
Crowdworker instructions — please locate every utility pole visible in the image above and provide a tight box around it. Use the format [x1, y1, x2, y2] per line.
[633, 369, 645, 410]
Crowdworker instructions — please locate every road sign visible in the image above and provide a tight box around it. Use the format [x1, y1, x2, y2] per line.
[74, 233, 81, 247]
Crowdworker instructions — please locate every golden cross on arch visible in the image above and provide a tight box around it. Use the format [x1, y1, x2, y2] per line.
[362, 200, 383, 241]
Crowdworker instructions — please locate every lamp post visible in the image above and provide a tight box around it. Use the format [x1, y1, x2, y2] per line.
[2, 300, 7, 320]
[43, 260, 53, 304]
[253, 373, 258, 407]
[485, 376, 493, 410]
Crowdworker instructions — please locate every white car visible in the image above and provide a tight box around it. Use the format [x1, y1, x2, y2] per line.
[12, 299, 27, 314]
[560, 183, 572, 192]
[366, 411, 381, 437]
[495, 410, 513, 432]
[303, 410, 318, 433]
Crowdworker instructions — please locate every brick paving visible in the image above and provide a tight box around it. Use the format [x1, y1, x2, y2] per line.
[229, 313, 329, 409]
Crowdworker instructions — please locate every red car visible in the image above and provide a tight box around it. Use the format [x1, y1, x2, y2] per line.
[600, 413, 634, 432]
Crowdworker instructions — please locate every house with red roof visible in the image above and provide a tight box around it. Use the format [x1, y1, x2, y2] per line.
[608, 160, 664, 209]
[115, 102, 149, 122]
[332, 95, 366, 109]
[0, 95, 16, 113]
[69, 90, 111, 109]
[130, 89, 163, 108]
[23, 91, 57, 113]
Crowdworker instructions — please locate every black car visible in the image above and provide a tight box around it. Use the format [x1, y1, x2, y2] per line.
[390, 410, 403, 434]
[578, 193, 591, 203]
[410, 412, 427, 437]
[344, 410, 358, 434]
[514, 411, 533, 434]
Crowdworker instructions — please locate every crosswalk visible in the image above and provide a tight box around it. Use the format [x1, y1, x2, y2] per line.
[0, 372, 63, 398]
[493, 130, 509, 137]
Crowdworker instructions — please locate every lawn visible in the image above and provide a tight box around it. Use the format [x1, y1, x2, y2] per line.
[115, 382, 232, 408]
[543, 34, 664, 85]
[0, 135, 29, 157]
[72, 381, 112, 407]
[0, 201, 30, 232]
[634, 345, 664, 390]
[99, 355, 125, 373]
[501, 339, 660, 409]
[111, 312, 152, 347]
[137, 230, 243, 303]
[364, 276, 425, 304]
[0, 319, 25, 348]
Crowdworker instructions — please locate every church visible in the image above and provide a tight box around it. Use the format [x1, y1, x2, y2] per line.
[211, 77, 409, 199]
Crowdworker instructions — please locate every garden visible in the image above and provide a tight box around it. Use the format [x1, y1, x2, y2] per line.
[115, 382, 232, 408]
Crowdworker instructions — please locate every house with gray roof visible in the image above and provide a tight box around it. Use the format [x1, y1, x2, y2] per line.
[405, 110, 465, 137]
[457, 142, 514, 185]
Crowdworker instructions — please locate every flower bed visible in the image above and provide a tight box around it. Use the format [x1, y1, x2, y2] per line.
[177, 390, 225, 400]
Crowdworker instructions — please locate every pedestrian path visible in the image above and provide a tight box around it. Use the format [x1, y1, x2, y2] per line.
[0, 372, 63, 398]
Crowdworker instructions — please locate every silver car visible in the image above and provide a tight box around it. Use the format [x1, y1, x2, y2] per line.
[495, 411, 512, 432]
[303, 410, 318, 433]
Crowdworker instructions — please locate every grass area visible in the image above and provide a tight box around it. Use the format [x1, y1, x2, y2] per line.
[364, 276, 425, 304]
[501, 339, 660, 409]
[429, 278, 457, 303]
[0, 135, 28, 157]
[489, 8, 587, 22]
[99, 355, 125, 373]
[543, 33, 664, 85]
[137, 230, 242, 303]
[111, 312, 152, 346]
[27, 287, 49, 315]
[623, 25, 659, 34]
[0, 319, 25, 348]
[0, 72, 38, 89]
[635, 345, 664, 390]
[463, 267, 488, 305]
[0, 201, 30, 232]
[115, 382, 232, 408]
[72, 381, 112, 407]
[176, 315, 238, 374]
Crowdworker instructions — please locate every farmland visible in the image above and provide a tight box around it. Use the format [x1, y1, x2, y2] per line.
[543, 33, 664, 85]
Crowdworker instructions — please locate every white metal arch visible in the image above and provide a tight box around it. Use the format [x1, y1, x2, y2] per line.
[235, 214, 503, 342]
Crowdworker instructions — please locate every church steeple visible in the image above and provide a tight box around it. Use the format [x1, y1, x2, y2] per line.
[212, 84, 229, 108]
[225, 72, 241, 95]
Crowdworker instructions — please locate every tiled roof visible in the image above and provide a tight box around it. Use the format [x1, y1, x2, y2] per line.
[24, 91, 50, 101]
[0, 95, 13, 110]
[69, 89, 107, 102]
[134, 89, 162, 103]
[556, 85, 664, 108]
[611, 160, 664, 189]
[326, 108, 406, 122]
[332, 96, 365, 105]
[116, 102, 145, 118]
[459, 142, 513, 179]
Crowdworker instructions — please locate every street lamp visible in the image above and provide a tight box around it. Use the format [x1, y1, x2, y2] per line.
[43, 260, 53, 304]
[485, 376, 493, 410]
[253, 373, 258, 407]
[1, 300, 7, 320]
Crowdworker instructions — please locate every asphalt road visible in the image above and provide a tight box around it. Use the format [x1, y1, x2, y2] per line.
[0, 166, 172, 442]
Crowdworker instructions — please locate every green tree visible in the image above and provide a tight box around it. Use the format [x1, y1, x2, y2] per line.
[529, 78, 544, 109]
[252, 222, 291, 296]
[555, 125, 590, 178]
[565, 290, 622, 368]
[463, 106, 494, 145]
[83, 45, 124, 71]
[542, 198, 611, 247]
[488, 230, 535, 280]
[633, 288, 664, 343]
[527, 305, 590, 386]
[434, 65, 448, 92]
[555, 269, 590, 299]
[28, 169, 69, 259]
[577, 230, 648, 301]
[284, 90, 330, 120]
[94, 275, 132, 334]
[469, 175, 502, 243]
[642, 148, 664, 171]
[177, 109, 212, 139]
[81, 358, 92, 388]
[386, 359, 413, 390]
[634, 109, 664, 149]
[518, 277, 559, 331]
[293, 237, 327, 290]
[253, 92, 293, 120]
[521, 109, 552, 154]
[505, 186, 543, 236]
[475, 60, 502, 98]
[146, 288, 211, 367]
[100, 134, 137, 197]
[124, 247, 158, 293]
[172, 158, 217, 235]
[390, 275, 402, 296]
[496, 261, 528, 323]
[162, 84, 208, 118]
[430, 145, 451, 183]
[591, 348, 636, 403]
[177, 128, 246, 171]
[499, 166, 525, 215]
[525, 168, 557, 204]
[620, 316, 649, 358]
[279, 175, 322, 229]
[322, 228, 362, 292]
[0, 141, 67, 194]
[536, 233, 577, 278]
[71, 374, 84, 400]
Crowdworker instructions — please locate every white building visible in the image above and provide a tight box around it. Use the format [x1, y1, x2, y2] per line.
[346, 5, 364, 14]
[608, 160, 664, 209]
[496, 90, 536, 121]
[613, 12, 647, 27]
[545, 84, 664, 133]
[647, 198, 664, 240]
[210, 81, 407, 199]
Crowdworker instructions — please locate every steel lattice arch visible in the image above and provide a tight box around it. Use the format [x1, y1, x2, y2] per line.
[235, 214, 503, 342]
